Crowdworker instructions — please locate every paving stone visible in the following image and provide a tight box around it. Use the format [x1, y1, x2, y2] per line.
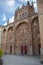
[2, 55, 42, 65]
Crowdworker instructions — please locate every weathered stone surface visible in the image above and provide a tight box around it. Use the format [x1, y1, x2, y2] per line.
[37, 0, 43, 63]
[1, 3, 40, 56]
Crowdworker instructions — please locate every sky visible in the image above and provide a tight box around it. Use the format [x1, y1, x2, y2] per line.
[0, 0, 37, 26]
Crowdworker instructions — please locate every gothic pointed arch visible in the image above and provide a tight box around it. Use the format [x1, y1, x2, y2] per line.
[31, 16, 41, 55]
[7, 26, 14, 54]
[16, 22, 28, 30]
[8, 26, 13, 32]
[15, 21, 29, 54]
[7, 26, 13, 40]
[3, 29, 6, 34]
[3, 29, 6, 41]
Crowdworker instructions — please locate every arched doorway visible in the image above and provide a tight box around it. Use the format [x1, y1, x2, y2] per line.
[10, 46, 12, 54]
[21, 45, 27, 55]
[15, 22, 29, 55]
[3, 29, 6, 54]
[31, 17, 41, 56]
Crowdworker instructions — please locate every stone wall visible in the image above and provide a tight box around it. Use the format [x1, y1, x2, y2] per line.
[0, 27, 3, 48]
[37, 0, 43, 63]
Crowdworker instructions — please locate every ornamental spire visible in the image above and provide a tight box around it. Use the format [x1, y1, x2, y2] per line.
[27, 1, 30, 6]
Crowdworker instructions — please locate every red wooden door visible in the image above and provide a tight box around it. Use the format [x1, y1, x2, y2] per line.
[10, 46, 12, 54]
[24, 45, 27, 54]
[21, 46, 23, 54]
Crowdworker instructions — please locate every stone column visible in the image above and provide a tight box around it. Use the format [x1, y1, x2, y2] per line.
[37, 0, 43, 63]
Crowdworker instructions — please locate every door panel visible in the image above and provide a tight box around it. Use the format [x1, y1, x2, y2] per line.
[10, 46, 12, 54]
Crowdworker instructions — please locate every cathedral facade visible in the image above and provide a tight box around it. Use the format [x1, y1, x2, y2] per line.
[1, 2, 41, 56]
